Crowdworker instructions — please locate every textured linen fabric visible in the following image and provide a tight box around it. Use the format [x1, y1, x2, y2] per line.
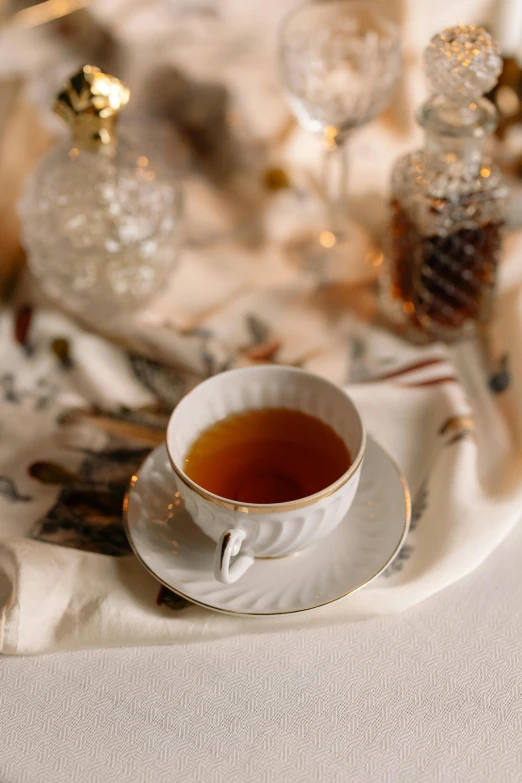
[1, 508, 522, 783]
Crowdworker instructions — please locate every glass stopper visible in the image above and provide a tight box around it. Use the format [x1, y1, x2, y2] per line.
[423, 25, 502, 101]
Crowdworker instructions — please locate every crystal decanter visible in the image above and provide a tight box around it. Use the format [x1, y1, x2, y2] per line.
[381, 26, 508, 341]
[20, 65, 182, 315]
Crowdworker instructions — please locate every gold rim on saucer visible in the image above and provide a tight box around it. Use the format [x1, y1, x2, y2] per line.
[122, 439, 411, 617]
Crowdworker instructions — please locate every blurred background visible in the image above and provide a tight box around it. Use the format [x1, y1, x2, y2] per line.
[0, 0, 512, 297]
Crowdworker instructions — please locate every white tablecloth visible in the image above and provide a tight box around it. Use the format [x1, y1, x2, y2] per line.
[1, 513, 521, 783]
[1, 1, 520, 777]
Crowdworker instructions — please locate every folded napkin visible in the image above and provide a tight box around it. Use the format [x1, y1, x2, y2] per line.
[1, 239, 522, 653]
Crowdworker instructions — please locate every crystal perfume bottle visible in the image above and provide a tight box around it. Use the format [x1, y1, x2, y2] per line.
[20, 65, 182, 315]
[381, 26, 508, 341]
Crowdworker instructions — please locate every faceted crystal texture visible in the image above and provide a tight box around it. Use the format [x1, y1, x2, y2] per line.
[389, 152, 505, 333]
[21, 138, 182, 314]
[383, 25, 507, 341]
[280, 4, 400, 135]
[424, 25, 502, 99]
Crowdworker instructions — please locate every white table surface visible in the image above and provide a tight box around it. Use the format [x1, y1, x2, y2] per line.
[1, 516, 521, 783]
[0, 2, 519, 778]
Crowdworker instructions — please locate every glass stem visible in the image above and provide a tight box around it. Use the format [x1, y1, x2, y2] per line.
[322, 133, 348, 236]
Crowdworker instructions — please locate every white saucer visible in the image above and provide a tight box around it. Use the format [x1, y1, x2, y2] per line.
[124, 437, 411, 616]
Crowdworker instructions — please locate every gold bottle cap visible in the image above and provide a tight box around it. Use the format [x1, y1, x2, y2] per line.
[54, 65, 130, 151]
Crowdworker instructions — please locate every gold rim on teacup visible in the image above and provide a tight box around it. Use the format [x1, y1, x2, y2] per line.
[165, 434, 366, 514]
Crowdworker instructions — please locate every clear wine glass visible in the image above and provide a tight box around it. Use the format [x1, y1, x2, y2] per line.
[279, 1, 401, 282]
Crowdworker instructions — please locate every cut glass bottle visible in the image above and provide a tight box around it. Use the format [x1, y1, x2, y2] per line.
[20, 65, 182, 315]
[381, 26, 508, 341]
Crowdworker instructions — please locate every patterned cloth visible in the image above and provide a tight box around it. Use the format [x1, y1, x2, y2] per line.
[1, 0, 521, 652]
[1, 215, 522, 653]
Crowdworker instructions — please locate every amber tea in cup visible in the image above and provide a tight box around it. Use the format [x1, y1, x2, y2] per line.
[183, 407, 351, 504]
[168, 366, 366, 583]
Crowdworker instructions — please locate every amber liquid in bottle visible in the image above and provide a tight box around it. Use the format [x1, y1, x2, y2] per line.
[383, 25, 507, 340]
[390, 198, 503, 331]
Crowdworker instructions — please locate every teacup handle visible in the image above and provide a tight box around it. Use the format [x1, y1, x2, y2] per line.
[214, 529, 254, 584]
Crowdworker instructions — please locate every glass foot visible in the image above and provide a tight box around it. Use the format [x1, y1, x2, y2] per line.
[284, 219, 382, 285]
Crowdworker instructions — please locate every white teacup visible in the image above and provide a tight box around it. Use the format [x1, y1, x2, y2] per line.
[166, 366, 366, 584]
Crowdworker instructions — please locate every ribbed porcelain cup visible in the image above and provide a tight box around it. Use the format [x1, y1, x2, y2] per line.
[166, 366, 366, 584]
